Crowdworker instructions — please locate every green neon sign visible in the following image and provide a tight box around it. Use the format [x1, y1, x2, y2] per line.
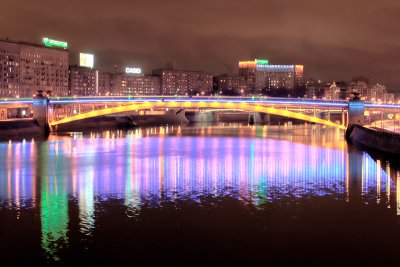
[42, 37, 68, 49]
[256, 59, 269, 65]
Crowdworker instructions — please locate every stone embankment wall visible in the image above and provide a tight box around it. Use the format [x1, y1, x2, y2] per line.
[346, 124, 400, 154]
[0, 119, 43, 138]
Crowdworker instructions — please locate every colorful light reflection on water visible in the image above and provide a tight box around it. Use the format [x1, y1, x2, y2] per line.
[0, 124, 399, 265]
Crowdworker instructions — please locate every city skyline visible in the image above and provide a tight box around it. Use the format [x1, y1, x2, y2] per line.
[3, 1, 400, 266]
[1, 0, 399, 89]
[0, 36, 393, 102]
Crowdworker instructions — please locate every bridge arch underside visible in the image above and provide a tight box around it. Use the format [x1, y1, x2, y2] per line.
[50, 101, 345, 129]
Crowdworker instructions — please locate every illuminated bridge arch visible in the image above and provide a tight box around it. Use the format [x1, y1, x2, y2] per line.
[50, 101, 346, 129]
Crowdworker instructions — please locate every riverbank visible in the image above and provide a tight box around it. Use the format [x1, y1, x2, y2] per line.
[346, 124, 400, 155]
[0, 119, 44, 139]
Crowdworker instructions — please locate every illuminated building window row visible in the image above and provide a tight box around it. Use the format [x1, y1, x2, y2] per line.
[238, 59, 304, 93]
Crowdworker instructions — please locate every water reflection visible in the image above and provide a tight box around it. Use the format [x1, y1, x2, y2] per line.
[0, 124, 399, 264]
[40, 176, 68, 261]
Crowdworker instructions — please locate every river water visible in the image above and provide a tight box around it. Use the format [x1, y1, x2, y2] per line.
[1, 123, 400, 266]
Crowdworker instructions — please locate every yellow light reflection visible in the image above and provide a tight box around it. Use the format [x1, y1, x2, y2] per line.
[345, 151, 349, 202]
[377, 160, 381, 204]
[397, 171, 400, 215]
[387, 164, 391, 205]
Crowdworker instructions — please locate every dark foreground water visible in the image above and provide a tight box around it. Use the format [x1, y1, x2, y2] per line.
[1, 124, 400, 266]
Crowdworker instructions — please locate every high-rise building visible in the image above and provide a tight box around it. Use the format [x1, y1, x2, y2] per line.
[0, 41, 20, 97]
[153, 69, 213, 96]
[238, 59, 304, 93]
[98, 72, 111, 96]
[0, 38, 69, 97]
[305, 79, 331, 99]
[369, 83, 388, 102]
[215, 74, 248, 95]
[325, 82, 341, 100]
[69, 65, 97, 96]
[347, 81, 368, 99]
[383, 93, 395, 103]
[111, 73, 160, 96]
[238, 60, 258, 92]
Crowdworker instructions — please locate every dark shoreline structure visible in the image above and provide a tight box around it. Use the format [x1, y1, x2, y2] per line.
[0, 119, 43, 139]
[346, 124, 400, 155]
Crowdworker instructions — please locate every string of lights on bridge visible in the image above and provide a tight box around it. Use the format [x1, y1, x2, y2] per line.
[2, 96, 400, 109]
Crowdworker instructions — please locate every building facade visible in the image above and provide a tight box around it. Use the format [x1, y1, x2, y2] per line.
[215, 74, 248, 95]
[238, 59, 304, 94]
[69, 65, 97, 96]
[305, 79, 331, 99]
[238, 60, 257, 92]
[98, 72, 111, 96]
[111, 73, 160, 96]
[260, 65, 304, 91]
[0, 39, 68, 97]
[153, 69, 213, 96]
[347, 81, 368, 99]
[368, 83, 391, 102]
[0, 41, 20, 97]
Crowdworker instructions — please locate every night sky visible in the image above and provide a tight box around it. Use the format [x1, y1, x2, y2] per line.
[1, 0, 400, 89]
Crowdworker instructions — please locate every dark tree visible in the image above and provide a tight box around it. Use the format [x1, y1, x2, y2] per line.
[314, 88, 325, 98]
[220, 88, 241, 96]
[338, 88, 348, 100]
[292, 85, 307, 98]
[264, 86, 290, 97]
[351, 76, 370, 85]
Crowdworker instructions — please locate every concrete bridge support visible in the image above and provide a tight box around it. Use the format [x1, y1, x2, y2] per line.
[192, 111, 217, 122]
[248, 113, 270, 124]
[32, 92, 50, 134]
[185, 110, 218, 122]
[345, 98, 365, 140]
[0, 108, 7, 120]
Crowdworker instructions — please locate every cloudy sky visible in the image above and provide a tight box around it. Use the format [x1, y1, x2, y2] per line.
[1, 0, 400, 89]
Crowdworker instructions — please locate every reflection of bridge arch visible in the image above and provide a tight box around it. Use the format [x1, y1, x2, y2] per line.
[50, 101, 346, 129]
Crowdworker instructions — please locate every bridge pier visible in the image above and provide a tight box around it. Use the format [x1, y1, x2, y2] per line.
[0, 107, 7, 120]
[248, 112, 270, 124]
[342, 109, 346, 126]
[185, 110, 218, 122]
[345, 95, 365, 140]
[348, 97, 365, 126]
[32, 91, 50, 135]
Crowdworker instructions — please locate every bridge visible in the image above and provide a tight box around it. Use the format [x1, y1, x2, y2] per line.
[1, 94, 400, 132]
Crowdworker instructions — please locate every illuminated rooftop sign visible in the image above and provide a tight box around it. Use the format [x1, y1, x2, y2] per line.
[79, 53, 94, 68]
[42, 37, 68, 49]
[239, 61, 256, 68]
[239, 59, 269, 69]
[125, 67, 142, 74]
[256, 59, 269, 65]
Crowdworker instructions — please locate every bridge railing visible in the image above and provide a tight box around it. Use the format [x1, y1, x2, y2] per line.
[45, 96, 349, 108]
[0, 98, 34, 105]
[2, 95, 400, 110]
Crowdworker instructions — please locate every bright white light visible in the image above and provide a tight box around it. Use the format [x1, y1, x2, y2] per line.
[80, 53, 94, 68]
[125, 67, 142, 74]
